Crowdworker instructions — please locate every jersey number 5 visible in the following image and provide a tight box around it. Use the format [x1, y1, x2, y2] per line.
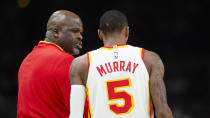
[106, 78, 134, 115]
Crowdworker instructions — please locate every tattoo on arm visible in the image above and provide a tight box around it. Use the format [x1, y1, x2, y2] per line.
[69, 58, 85, 85]
[69, 59, 77, 84]
[154, 73, 167, 104]
[149, 52, 168, 106]
[147, 51, 173, 118]
[155, 57, 167, 104]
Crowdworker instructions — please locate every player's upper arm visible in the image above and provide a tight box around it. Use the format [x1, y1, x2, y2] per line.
[69, 54, 89, 85]
[143, 50, 173, 118]
[145, 50, 166, 104]
[69, 55, 88, 118]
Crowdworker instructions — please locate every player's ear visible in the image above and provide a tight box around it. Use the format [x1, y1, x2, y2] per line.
[98, 29, 103, 40]
[53, 28, 59, 38]
[124, 26, 129, 38]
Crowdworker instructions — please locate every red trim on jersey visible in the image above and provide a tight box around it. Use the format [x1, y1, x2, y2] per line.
[83, 97, 89, 118]
[86, 86, 92, 118]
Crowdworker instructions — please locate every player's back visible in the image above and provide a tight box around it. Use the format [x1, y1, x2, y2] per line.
[86, 44, 153, 118]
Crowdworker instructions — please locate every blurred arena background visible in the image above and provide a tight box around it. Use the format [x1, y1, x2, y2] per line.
[0, 0, 209, 117]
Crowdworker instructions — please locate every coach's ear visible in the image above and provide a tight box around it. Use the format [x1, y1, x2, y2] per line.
[98, 29, 103, 41]
[53, 28, 59, 38]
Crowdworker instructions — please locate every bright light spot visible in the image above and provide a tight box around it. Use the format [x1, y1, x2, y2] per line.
[17, 0, 30, 8]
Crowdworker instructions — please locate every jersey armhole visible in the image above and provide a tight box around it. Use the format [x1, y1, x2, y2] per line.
[140, 48, 144, 59]
[87, 52, 91, 67]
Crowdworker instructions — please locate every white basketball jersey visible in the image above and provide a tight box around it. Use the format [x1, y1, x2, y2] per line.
[86, 45, 153, 118]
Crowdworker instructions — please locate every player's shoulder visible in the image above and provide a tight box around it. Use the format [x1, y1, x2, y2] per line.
[72, 53, 88, 67]
[143, 49, 164, 72]
[89, 47, 102, 53]
[75, 47, 101, 64]
[144, 49, 160, 58]
[126, 45, 143, 51]
[70, 53, 90, 80]
[125, 45, 160, 58]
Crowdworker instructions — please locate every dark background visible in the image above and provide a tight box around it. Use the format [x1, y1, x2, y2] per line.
[0, 0, 210, 117]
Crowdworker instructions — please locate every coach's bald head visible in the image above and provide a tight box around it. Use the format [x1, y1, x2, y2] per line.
[47, 10, 80, 30]
[45, 10, 83, 55]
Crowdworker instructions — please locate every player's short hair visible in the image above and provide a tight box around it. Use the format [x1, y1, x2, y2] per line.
[99, 10, 128, 35]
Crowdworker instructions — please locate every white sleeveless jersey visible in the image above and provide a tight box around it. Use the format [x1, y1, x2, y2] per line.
[86, 45, 153, 118]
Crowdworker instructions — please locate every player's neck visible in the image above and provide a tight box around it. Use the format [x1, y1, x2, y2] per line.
[103, 37, 127, 47]
[103, 38, 127, 47]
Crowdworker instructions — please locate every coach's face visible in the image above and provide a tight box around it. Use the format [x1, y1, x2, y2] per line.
[60, 17, 83, 55]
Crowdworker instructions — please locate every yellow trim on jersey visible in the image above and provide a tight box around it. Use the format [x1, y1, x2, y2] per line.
[86, 86, 92, 118]
[101, 45, 129, 50]
[88, 52, 91, 65]
[140, 48, 143, 59]
[106, 78, 134, 115]
[149, 84, 153, 118]
[39, 41, 65, 52]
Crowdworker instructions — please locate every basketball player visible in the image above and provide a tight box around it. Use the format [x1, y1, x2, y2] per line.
[17, 10, 88, 118]
[69, 10, 173, 118]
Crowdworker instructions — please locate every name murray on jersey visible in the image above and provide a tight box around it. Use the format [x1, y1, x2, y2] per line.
[96, 60, 139, 77]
